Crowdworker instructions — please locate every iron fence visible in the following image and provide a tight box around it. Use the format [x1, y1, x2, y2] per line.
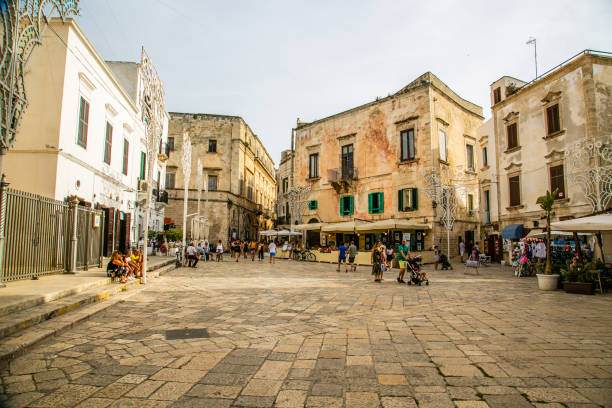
[0, 188, 104, 282]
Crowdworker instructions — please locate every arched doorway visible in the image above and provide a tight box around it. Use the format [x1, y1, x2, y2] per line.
[306, 218, 320, 248]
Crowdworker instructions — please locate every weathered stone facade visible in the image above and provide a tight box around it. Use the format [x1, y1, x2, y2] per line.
[275, 149, 293, 229]
[490, 52, 612, 251]
[294, 72, 483, 257]
[164, 113, 276, 243]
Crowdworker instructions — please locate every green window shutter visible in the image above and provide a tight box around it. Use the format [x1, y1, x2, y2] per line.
[368, 193, 373, 214]
[340, 198, 344, 216]
[140, 152, 146, 180]
[314, 200, 318, 209]
[349, 196, 354, 215]
[412, 188, 418, 210]
[379, 193, 384, 213]
[398, 190, 403, 212]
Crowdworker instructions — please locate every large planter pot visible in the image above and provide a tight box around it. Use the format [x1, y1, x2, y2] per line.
[563, 281, 594, 295]
[537, 274, 560, 291]
[147, 246, 153, 256]
[169, 248, 178, 256]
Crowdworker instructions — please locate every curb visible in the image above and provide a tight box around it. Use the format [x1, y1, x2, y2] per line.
[0, 261, 176, 364]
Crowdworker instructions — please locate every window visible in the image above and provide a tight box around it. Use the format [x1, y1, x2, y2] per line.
[247, 178, 253, 200]
[282, 177, 288, 193]
[167, 137, 175, 151]
[139, 152, 146, 180]
[439, 130, 447, 162]
[77, 97, 89, 148]
[103, 122, 112, 164]
[122, 139, 129, 175]
[240, 177, 244, 196]
[400, 129, 415, 161]
[509, 175, 521, 206]
[309, 153, 319, 178]
[368, 192, 384, 214]
[466, 144, 474, 171]
[285, 202, 290, 220]
[550, 164, 565, 199]
[468, 194, 474, 212]
[340, 196, 354, 216]
[493, 87, 501, 104]
[308, 200, 318, 210]
[166, 172, 176, 189]
[506, 123, 518, 150]
[483, 146, 488, 166]
[546, 104, 561, 135]
[398, 188, 418, 212]
[208, 175, 218, 191]
[208, 139, 217, 153]
[341, 144, 354, 178]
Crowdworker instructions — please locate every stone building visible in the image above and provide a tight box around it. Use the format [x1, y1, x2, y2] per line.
[490, 50, 612, 259]
[164, 113, 276, 243]
[293, 72, 483, 258]
[275, 149, 294, 229]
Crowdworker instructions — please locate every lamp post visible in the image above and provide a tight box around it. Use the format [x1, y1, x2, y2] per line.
[139, 48, 166, 284]
[181, 131, 192, 246]
[0, 1, 80, 176]
[421, 166, 474, 260]
[195, 158, 202, 241]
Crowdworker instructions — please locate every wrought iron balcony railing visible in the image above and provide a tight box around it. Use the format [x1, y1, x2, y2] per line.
[328, 167, 358, 182]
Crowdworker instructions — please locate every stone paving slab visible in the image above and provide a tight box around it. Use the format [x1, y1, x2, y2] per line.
[0, 260, 611, 407]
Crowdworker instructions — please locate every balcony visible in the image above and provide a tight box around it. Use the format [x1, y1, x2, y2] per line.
[158, 142, 170, 162]
[328, 166, 358, 194]
[156, 189, 169, 204]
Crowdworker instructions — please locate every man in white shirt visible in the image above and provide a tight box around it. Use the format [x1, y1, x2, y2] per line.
[186, 242, 198, 268]
[268, 241, 277, 264]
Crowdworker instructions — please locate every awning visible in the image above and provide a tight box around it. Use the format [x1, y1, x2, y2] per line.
[293, 223, 323, 231]
[355, 219, 431, 232]
[259, 229, 277, 236]
[551, 214, 612, 232]
[321, 221, 356, 233]
[501, 224, 523, 239]
[276, 230, 302, 236]
[531, 230, 592, 238]
[525, 228, 543, 238]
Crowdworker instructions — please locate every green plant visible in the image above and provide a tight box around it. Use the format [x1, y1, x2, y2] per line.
[506, 82, 519, 96]
[166, 229, 182, 242]
[536, 189, 558, 274]
[147, 230, 158, 240]
[561, 261, 596, 283]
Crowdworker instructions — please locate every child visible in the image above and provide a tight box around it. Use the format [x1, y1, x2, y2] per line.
[216, 240, 224, 262]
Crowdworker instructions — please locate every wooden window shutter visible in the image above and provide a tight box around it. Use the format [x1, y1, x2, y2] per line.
[412, 188, 418, 210]
[398, 190, 403, 212]
[349, 196, 354, 215]
[379, 193, 384, 213]
[368, 193, 373, 213]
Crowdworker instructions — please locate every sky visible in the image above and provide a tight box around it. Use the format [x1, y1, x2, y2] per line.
[77, 0, 612, 167]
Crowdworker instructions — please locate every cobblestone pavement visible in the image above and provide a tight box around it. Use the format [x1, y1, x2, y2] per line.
[2, 260, 612, 408]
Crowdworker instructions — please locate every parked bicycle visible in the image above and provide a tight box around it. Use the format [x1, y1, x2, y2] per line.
[292, 249, 317, 262]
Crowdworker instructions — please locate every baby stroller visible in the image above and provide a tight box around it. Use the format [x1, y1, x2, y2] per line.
[406, 256, 429, 286]
[439, 253, 453, 270]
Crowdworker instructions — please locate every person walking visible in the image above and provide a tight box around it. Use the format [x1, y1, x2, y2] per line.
[203, 240, 210, 262]
[232, 239, 241, 262]
[459, 240, 465, 262]
[397, 239, 409, 283]
[249, 240, 257, 261]
[186, 242, 198, 268]
[268, 240, 277, 264]
[287, 241, 293, 260]
[257, 241, 265, 261]
[216, 240, 224, 262]
[385, 245, 394, 270]
[433, 245, 440, 270]
[348, 241, 358, 272]
[337, 241, 348, 272]
[242, 240, 249, 259]
[371, 241, 383, 282]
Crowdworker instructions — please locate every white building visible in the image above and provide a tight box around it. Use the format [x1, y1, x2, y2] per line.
[4, 18, 169, 256]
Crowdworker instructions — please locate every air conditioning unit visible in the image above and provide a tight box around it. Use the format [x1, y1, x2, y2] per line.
[138, 179, 148, 191]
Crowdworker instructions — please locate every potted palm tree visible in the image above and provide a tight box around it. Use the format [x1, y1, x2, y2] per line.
[536, 189, 560, 290]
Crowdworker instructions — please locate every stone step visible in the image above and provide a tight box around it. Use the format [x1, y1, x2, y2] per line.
[0, 263, 176, 362]
[0, 258, 176, 318]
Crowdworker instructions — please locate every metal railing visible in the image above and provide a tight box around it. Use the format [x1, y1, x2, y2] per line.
[328, 167, 359, 182]
[0, 187, 104, 282]
[156, 190, 168, 204]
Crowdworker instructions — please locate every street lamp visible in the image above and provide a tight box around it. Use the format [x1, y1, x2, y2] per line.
[0, 1, 80, 176]
[181, 130, 192, 245]
[139, 48, 166, 285]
